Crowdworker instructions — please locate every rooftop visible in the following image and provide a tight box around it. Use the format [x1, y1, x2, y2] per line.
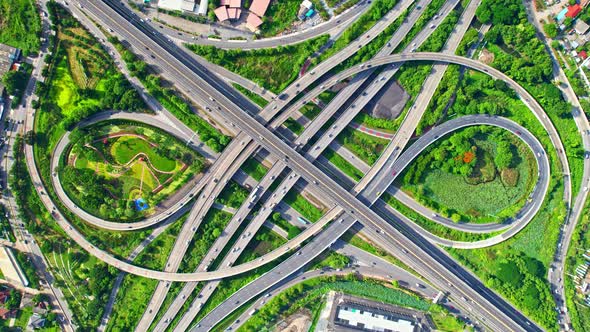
[566, 4, 583, 18]
[0, 44, 20, 78]
[575, 19, 590, 35]
[246, 13, 264, 31]
[249, 0, 270, 17]
[158, 0, 197, 12]
[214, 6, 230, 21]
[337, 306, 416, 332]
[228, 7, 242, 19]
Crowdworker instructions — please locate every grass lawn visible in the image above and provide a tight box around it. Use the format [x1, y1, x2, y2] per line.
[110, 136, 177, 172]
[231, 83, 269, 108]
[399, 128, 537, 223]
[284, 118, 304, 135]
[241, 157, 268, 181]
[14, 306, 33, 329]
[284, 189, 324, 222]
[0, 0, 41, 55]
[299, 103, 322, 120]
[323, 148, 364, 181]
[190, 227, 287, 328]
[270, 212, 302, 239]
[186, 35, 329, 93]
[216, 181, 250, 209]
[336, 127, 389, 166]
[179, 208, 233, 273]
[49, 56, 102, 117]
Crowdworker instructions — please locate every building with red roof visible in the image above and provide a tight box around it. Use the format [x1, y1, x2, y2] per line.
[566, 4, 583, 18]
[580, 50, 588, 60]
[246, 13, 264, 31]
[0, 308, 16, 320]
[214, 6, 230, 21]
[249, 0, 270, 17]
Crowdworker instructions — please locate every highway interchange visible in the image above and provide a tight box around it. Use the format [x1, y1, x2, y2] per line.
[8, 0, 590, 331]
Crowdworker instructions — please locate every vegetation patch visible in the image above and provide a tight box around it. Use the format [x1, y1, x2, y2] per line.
[239, 275, 467, 331]
[299, 103, 322, 120]
[216, 181, 250, 209]
[400, 126, 537, 223]
[336, 127, 389, 166]
[258, 0, 301, 37]
[186, 35, 329, 93]
[270, 212, 302, 239]
[323, 148, 364, 181]
[284, 189, 325, 222]
[232, 83, 269, 108]
[0, 0, 41, 55]
[241, 157, 269, 181]
[284, 117, 304, 135]
[106, 214, 186, 332]
[61, 122, 204, 221]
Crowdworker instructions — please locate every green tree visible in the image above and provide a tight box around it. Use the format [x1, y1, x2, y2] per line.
[543, 23, 558, 38]
[494, 140, 513, 169]
[23, 130, 35, 145]
[2, 70, 27, 95]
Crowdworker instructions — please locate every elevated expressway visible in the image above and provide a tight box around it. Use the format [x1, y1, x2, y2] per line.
[38, 1, 564, 331]
[151, 0, 450, 329]
[167, 2, 501, 329]
[126, 0, 419, 328]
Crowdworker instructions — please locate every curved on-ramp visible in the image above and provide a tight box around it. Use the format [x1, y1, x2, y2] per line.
[381, 115, 549, 248]
[32, 53, 563, 282]
[50, 111, 215, 231]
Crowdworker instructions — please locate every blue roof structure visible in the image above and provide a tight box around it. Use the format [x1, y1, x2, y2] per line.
[557, 7, 568, 22]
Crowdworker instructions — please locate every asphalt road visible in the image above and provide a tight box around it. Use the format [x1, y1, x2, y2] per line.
[161, 2, 455, 329]
[145, 0, 371, 50]
[34, 2, 556, 331]
[27, 10, 546, 330]
[522, 2, 590, 328]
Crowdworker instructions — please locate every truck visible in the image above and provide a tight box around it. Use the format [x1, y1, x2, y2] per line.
[297, 216, 310, 225]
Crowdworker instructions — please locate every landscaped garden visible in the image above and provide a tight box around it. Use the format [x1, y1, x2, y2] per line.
[61, 122, 205, 221]
[399, 126, 537, 223]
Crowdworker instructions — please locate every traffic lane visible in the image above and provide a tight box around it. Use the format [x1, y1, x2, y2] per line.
[192, 215, 357, 331]
[71, 4, 539, 329]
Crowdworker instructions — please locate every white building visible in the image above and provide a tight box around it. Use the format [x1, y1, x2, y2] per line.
[158, 0, 207, 14]
[337, 306, 416, 332]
